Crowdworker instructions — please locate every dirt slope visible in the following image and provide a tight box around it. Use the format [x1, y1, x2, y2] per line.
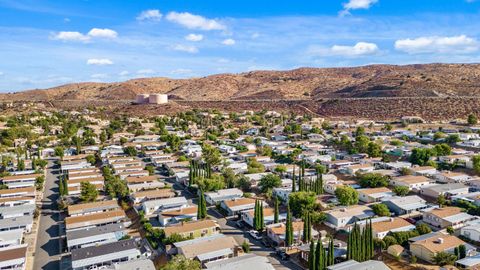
[2, 63, 480, 101]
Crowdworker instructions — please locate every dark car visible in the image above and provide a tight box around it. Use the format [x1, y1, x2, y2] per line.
[261, 238, 271, 247]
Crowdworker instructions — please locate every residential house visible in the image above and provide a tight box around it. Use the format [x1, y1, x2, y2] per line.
[435, 171, 472, 184]
[0, 244, 27, 270]
[383, 195, 429, 216]
[65, 209, 128, 231]
[158, 206, 198, 227]
[241, 208, 287, 228]
[204, 188, 243, 205]
[409, 232, 474, 263]
[175, 234, 242, 267]
[357, 187, 394, 203]
[205, 253, 274, 270]
[67, 200, 119, 216]
[390, 175, 433, 191]
[66, 223, 127, 251]
[266, 221, 318, 246]
[420, 183, 469, 199]
[326, 260, 390, 270]
[71, 238, 149, 270]
[365, 217, 415, 239]
[423, 207, 477, 229]
[220, 198, 256, 217]
[131, 189, 175, 204]
[324, 205, 375, 229]
[163, 219, 219, 238]
[142, 197, 188, 216]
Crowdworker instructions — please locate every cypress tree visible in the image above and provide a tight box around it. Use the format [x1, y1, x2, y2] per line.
[274, 196, 279, 223]
[321, 241, 327, 270]
[253, 200, 259, 230]
[292, 165, 296, 192]
[303, 212, 309, 242]
[285, 204, 293, 246]
[316, 239, 324, 270]
[315, 239, 321, 270]
[197, 189, 207, 219]
[309, 241, 316, 270]
[327, 237, 334, 266]
[459, 244, 466, 259]
[259, 201, 264, 231]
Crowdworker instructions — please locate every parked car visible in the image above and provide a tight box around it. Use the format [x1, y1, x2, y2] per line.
[276, 250, 289, 260]
[236, 220, 245, 228]
[248, 230, 262, 240]
[261, 238, 271, 247]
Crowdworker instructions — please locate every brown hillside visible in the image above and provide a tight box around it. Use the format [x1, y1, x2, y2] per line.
[2, 63, 480, 101]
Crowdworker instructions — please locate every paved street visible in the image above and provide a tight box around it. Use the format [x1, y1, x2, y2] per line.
[33, 160, 61, 270]
[208, 209, 302, 270]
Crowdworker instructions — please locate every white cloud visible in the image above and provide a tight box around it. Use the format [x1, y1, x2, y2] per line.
[0, 72, 4, 76]
[119, 71, 129, 76]
[170, 68, 193, 75]
[222, 38, 236, 45]
[90, 73, 108, 79]
[166, 12, 226, 31]
[173, 44, 199, 53]
[340, 0, 378, 16]
[395, 35, 478, 54]
[51, 31, 90, 42]
[51, 28, 117, 42]
[185, 33, 204, 42]
[137, 9, 162, 21]
[87, 28, 118, 39]
[86, 58, 114, 66]
[331, 42, 379, 56]
[137, 69, 155, 75]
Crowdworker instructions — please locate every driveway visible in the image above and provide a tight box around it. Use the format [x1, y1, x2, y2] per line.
[208, 209, 302, 270]
[33, 160, 61, 270]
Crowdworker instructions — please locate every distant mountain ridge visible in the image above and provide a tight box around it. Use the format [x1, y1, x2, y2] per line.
[2, 63, 480, 101]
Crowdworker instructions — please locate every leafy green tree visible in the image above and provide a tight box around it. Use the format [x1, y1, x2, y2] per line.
[409, 148, 434, 166]
[54, 146, 64, 158]
[274, 165, 287, 176]
[433, 143, 452, 156]
[416, 223, 432, 235]
[432, 252, 457, 266]
[202, 143, 221, 166]
[393, 185, 409, 196]
[288, 191, 317, 217]
[80, 181, 98, 202]
[358, 173, 389, 188]
[446, 226, 455, 235]
[259, 174, 281, 193]
[247, 158, 265, 173]
[235, 175, 252, 191]
[196, 174, 225, 192]
[354, 135, 370, 154]
[222, 168, 238, 188]
[459, 244, 467, 259]
[367, 142, 382, 157]
[145, 165, 155, 175]
[437, 194, 447, 208]
[86, 155, 96, 166]
[468, 114, 478, 126]
[123, 146, 137, 157]
[161, 255, 201, 270]
[473, 155, 480, 175]
[371, 203, 391, 217]
[445, 134, 461, 144]
[335, 186, 359, 206]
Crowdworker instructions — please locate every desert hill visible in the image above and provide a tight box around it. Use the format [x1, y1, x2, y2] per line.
[2, 63, 480, 101]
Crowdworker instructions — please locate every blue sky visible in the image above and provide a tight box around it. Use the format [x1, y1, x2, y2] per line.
[1, 0, 480, 92]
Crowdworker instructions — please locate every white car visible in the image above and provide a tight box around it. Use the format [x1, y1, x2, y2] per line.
[248, 230, 262, 240]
